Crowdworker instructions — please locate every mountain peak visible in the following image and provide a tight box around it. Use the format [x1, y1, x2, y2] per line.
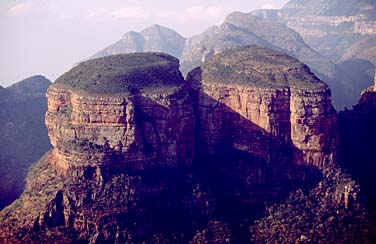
[91, 24, 186, 60]
[141, 24, 185, 40]
[7, 75, 51, 95]
[145, 24, 163, 30]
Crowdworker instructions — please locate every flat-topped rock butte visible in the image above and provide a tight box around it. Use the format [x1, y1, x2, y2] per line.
[188, 45, 337, 168]
[0, 46, 341, 243]
[47, 52, 194, 176]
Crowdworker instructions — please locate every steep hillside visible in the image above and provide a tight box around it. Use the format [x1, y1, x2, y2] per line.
[0, 75, 52, 209]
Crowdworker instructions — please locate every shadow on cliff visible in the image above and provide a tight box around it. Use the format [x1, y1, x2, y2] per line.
[56, 79, 324, 243]
[187, 67, 323, 242]
[338, 91, 376, 209]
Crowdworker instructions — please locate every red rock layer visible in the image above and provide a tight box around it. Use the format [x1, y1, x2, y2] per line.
[45, 83, 194, 177]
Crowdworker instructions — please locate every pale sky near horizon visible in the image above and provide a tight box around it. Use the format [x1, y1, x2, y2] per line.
[0, 0, 289, 87]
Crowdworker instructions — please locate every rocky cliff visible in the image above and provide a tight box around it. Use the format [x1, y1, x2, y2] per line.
[0, 48, 373, 243]
[46, 53, 194, 177]
[0, 75, 52, 210]
[188, 45, 337, 168]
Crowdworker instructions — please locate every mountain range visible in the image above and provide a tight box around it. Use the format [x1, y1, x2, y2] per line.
[91, 24, 186, 60]
[90, 0, 376, 110]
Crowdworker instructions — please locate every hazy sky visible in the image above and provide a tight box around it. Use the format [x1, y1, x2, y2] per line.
[0, 0, 289, 87]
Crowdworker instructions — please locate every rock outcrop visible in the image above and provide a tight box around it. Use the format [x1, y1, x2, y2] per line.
[0, 48, 359, 244]
[189, 46, 338, 168]
[46, 53, 194, 177]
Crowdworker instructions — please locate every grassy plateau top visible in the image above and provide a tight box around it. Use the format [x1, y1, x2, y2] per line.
[199, 45, 327, 90]
[56, 53, 184, 94]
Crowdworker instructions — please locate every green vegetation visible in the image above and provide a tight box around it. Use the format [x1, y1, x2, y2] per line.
[56, 53, 184, 94]
[250, 165, 376, 243]
[201, 45, 326, 89]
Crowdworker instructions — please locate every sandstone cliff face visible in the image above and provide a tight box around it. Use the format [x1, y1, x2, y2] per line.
[189, 46, 337, 168]
[46, 54, 194, 179]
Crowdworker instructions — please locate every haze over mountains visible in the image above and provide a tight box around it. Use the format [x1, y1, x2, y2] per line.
[91, 25, 186, 60]
[90, 0, 376, 110]
[253, 0, 376, 63]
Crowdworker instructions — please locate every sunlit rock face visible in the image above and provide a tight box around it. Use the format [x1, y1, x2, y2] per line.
[45, 53, 195, 178]
[188, 45, 338, 168]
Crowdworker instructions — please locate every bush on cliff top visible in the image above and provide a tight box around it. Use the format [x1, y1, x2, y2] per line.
[56, 53, 184, 94]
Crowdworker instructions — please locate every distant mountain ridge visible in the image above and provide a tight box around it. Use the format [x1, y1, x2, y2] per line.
[91, 24, 186, 60]
[181, 11, 336, 79]
[87, 0, 376, 110]
[88, 17, 341, 106]
[252, 0, 376, 64]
